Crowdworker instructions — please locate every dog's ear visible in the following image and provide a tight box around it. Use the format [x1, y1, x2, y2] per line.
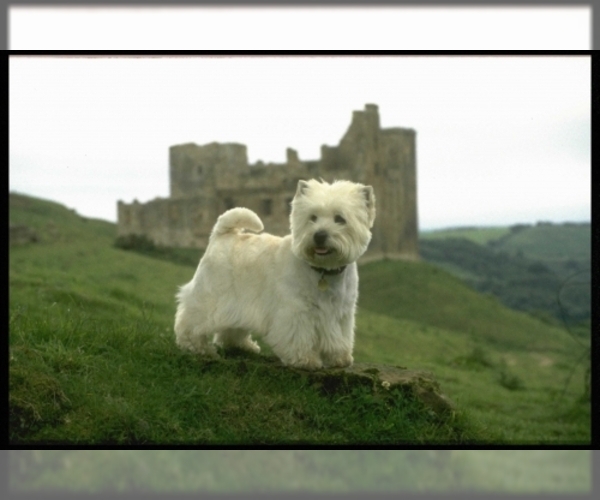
[296, 180, 310, 197]
[362, 186, 376, 228]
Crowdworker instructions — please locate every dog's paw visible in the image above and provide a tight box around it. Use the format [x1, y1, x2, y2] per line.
[198, 344, 221, 359]
[324, 352, 354, 368]
[240, 338, 261, 354]
[287, 355, 323, 371]
[176, 335, 220, 358]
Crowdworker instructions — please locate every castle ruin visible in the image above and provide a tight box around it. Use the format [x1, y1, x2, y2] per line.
[117, 104, 419, 260]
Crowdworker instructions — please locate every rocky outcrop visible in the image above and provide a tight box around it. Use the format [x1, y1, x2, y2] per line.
[292, 362, 455, 417]
[213, 349, 455, 417]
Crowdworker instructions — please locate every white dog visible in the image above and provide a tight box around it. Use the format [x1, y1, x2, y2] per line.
[174, 179, 376, 370]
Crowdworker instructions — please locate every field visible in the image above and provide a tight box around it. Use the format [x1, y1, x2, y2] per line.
[10, 450, 592, 493]
[9, 193, 590, 446]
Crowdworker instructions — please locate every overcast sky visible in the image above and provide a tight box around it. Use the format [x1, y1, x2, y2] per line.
[9, 56, 590, 231]
[8, 6, 591, 50]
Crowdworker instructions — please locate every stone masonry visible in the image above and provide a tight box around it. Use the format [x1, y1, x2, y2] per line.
[117, 104, 418, 260]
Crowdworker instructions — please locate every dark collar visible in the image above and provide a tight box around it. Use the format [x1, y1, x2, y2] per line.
[310, 265, 347, 276]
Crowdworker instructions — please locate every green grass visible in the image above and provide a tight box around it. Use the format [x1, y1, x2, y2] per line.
[10, 450, 591, 493]
[9, 290, 466, 444]
[9, 193, 590, 445]
[358, 258, 580, 352]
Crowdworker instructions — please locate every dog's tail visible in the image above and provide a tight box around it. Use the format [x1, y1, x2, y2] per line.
[210, 207, 264, 239]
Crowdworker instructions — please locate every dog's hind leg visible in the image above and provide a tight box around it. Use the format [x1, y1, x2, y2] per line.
[174, 306, 219, 357]
[174, 280, 222, 357]
[174, 324, 219, 357]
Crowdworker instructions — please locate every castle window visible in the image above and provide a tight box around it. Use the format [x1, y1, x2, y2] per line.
[262, 199, 272, 216]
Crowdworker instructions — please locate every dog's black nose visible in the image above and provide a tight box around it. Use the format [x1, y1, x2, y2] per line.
[313, 230, 328, 246]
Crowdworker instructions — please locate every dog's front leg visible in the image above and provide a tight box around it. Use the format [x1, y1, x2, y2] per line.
[268, 313, 323, 371]
[321, 313, 355, 368]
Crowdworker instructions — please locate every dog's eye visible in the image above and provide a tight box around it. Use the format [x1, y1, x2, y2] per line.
[335, 215, 346, 225]
[310, 215, 317, 222]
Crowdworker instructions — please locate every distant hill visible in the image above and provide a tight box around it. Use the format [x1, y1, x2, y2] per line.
[421, 222, 590, 269]
[420, 226, 512, 245]
[488, 222, 590, 262]
[9, 191, 116, 244]
[419, 222, 591, 326]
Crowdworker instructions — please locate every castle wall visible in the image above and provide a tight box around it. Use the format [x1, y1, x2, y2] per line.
[118, 196, 218, 248]
[117, 104, 419, 259]
[169, 142, 248, 198]
[375, 128, 419, 257]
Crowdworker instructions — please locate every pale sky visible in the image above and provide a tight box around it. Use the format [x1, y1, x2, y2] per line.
[8, 6, 591, 50]
[9, 56, 590, 231]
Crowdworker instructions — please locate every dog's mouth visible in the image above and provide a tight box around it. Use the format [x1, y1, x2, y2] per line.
[313, 247, 334, 256]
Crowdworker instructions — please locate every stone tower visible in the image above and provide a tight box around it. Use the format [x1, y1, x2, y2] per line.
[117, 104, 418, 260]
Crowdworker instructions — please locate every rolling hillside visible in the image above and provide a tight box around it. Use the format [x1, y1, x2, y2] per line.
[420, 221, 590, 262]
[419, 223, 591, 325]
[420, 226, 511, 245]
[489, 222, 591, 262]
[9, 193, 590, 445]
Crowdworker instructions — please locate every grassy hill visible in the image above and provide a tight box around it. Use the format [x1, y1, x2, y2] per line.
[419, 222, 591, 326]
[421, 221, 591, 273]
[420, 222, 591, 262]
[9, 193, 590, 445]
[419, 238, 591, 325]
[489, 222, 591, 262]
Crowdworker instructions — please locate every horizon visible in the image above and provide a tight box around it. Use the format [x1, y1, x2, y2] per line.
[9, 189, 590, 234]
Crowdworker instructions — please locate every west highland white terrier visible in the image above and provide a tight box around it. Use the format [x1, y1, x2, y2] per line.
[174, 179, 376, 370]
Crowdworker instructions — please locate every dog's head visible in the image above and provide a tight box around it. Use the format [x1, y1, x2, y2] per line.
[290, 179, 376, 269]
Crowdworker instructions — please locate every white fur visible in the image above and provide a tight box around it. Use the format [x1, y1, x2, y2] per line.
[174, 179, 376, 370]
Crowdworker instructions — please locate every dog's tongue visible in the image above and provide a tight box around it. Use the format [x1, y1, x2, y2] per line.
[315, 247, 329, 255]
